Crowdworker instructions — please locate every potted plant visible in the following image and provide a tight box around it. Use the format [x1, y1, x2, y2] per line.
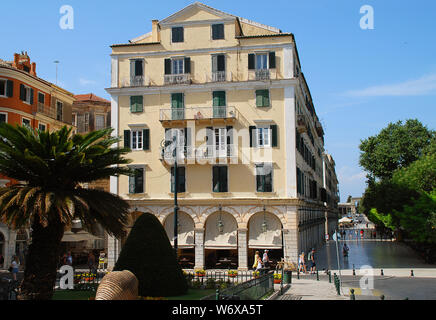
[252, 271, 260, 278]
[273, 273, 282, 284]
[195, 269, 205, 277]
[228, 270, 238, 278]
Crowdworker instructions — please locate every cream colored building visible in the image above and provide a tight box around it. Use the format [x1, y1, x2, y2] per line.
[106, 2, 339, 270]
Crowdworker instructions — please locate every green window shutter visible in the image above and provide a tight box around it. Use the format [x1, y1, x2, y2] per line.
[249, 126, 256, 147]
[213, 91, 225, 106]
[220, 166, 228, 192]
[184, 57, 191, 74]
[136, 168, 144, 193]
[256, 90, 269, 107]
[130, 96, 143, 113]
[248, 54, 255, 70]
[217, 54, 225, 71]
[143, 129, 150, 150]
[263, 90, 270, 107]
[124, 130, 131, 149]
[269, 52, 276, 69]
[30, 88, 34, 105]
[165, 58, 171, 75]
[171, 93, 184, 108]
[271, 125, 278, 147]
[179, 167, 186, 193]
[6, 80, 13, 97]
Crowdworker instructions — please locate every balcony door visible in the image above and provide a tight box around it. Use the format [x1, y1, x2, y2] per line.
[212, 91, 226, 118]
[171, 93, 184, 120]
[214, 127, 227, 158]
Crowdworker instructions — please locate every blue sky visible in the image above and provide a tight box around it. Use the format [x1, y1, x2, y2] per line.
[1, 0, 435, 202]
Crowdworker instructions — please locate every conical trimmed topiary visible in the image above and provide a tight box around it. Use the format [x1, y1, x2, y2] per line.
[113, 212, 188, 297]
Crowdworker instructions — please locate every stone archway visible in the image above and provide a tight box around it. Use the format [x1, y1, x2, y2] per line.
[204, 211, 238, 269]
[247, 211, 283, 269]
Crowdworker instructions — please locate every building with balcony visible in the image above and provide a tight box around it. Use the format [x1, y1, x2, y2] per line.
[106, 2, 339, 270]
[0, 52, 75, 268]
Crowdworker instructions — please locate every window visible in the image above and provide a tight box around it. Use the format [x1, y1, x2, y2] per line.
[131, 130, 143, 151]
[171, 166, 186, 193]
[171, 93, 184, 120]
[19, 84, 33, 104]
[172, 58, 184, 75]
[124, 129, 150, 151]
[56, 101, 63, 121]
[130, 59, 143, 77]
[22, 118, 31, 128]
[38, 123, 46, 131]
[130, 96, 143, 113]
[249, 124, 278, 148]
[211, 24, 224, 40]
[256, 163, 273, 192]
[0, 79, 13, 98]
[0, 113, 7, 123]
[172, 27, 184, 43]
[213, 91, 226, 117]
[256, 127, 271, 147]
[95, 114, 105, 130]
[248, 52, 276, 70]
[129, 167, 144, 194]
[211, 54, 226, 81]
[213, 166, 228, 192]
[256, 54, 268, 70]
[256, 89, 270, 107]
[38, 92, 45, 104]
[72, 113, 77, 126]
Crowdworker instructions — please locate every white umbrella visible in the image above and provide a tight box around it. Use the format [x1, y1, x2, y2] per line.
[61, 230, 102, 242]
[338, 217, 353, 223]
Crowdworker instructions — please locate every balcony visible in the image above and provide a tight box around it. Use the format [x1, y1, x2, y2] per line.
[160, 144, 237, 163]
[212, 71, 226, 82]
[255, 69, 270, 81]
[164, 74, 191, 85]
[120, 75, 146, 87]
[316, 121, 324, 137]
[159, 106, 237, 122]
[36, 103, 56, 119]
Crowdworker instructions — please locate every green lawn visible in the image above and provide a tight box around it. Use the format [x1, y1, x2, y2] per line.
[52, 288, 215, 300]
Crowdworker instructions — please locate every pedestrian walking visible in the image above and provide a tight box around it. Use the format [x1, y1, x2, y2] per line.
[252, 250, 261, 270]
[262, 250, 270, 269]
[98, 252, 106, 270]
[298, 252, 307, 273]
[308, 248, 317, 274]
[10, 255, 20, 281]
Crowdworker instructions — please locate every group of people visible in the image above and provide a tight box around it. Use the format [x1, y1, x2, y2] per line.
[298, 248, 317, 274]
[252, 250, 271, 271]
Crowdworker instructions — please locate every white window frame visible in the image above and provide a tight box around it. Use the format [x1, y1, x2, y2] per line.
[22, 85, 32, 105]
[255, 162, 274, 193]
[128, 164, 146, 194]
[131, 130, 143, 151]
[255, 53, 269, 70]
[38, 122, 47, 131]
[22, 117, 31, 128]
[0, 112, 8, 123]
[171, 57, 185, 75]
[256, 126, 271, 148]
[0, 78, 9, 98]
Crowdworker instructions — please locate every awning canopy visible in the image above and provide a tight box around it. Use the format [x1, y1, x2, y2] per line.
[61, 230, 103, 242]
[338, 217, 353, 223]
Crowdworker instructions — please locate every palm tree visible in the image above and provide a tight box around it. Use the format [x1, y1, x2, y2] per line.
[0, 124, 133, 300]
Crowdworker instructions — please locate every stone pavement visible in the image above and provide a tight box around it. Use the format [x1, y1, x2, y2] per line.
[273, 274, 348, 300]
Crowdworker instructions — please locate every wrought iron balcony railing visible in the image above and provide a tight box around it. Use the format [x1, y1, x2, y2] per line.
[159, 106, 236, 122]
[164, 74, 191, 85]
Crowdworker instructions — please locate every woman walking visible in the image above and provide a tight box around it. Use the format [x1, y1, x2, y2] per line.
[10, 256, 20, 281]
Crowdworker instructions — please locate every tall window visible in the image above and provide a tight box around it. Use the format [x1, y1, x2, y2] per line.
[256, 127, 270, 148]
[256, 54, 268, 70]
[22, 118, 31, 128]
[172, 27, 184, 43]
[171, 166, 186, 193]
[56, 101, 63, 121]
[256, 89, 270, 107]
[38, 92, 45, 105]
[38, 123, 46, 131]
[0, 79, 13, 98]
[213, 166, 228, 192]
[0, 113, 6, 123]
[249, 125, 278, 148]
[130, 95, 143, 113]
[129, 167, 144, 194]
[131, 130, 143, 151]
[256, 163, 273, 192]
[95, 114, 105, 130]
[20, 84, 33, 105]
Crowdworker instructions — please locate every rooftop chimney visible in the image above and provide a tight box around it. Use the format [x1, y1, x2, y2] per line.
[152, 20, 160, 42]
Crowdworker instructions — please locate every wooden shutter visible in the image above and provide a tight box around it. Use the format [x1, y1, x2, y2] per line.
[178, 167, 186, 193]
[6, 80, 13, 97]
[220, 166, 228, 192]
[124, 130, 131, 148]
[249, 126, 256, 147]
[136, 168, 144, 193]
[143, 129, 150, 150]
[20, 84, 25, 101]
[217, 55, 225, 71]
[135, 60, 143, 76]
[213, 166, 220, 192]
[271, 125, 278, 147]
[213, 91, 225, 106]
[184, 57, 191, 74]
[265, 164, 273, 192]
[29, 88, 34, 105]
[164, 58, 171, 75]
[256, 90, 263, 107]
[269, 52, 276, 69]
[129, 174, 135, 194]
[256, 165, 264, 192]
[248, 53, 255, 70]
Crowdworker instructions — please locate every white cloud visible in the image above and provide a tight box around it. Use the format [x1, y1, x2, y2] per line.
[79, 78, 97, 86]
[343, 73, 436, 97]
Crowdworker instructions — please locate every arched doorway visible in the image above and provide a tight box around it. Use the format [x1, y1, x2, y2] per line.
[204, 211, 238, 269]
[15, 229, 29, 266]
[164, 212, 195, 269]
[248, 211, 283, 270]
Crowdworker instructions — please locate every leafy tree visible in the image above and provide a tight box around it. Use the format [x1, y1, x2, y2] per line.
[114, 212, 188, 297]
[392, 153, 436, 192]
[359, 119, 434, 180]
[0, 124, 133, 300]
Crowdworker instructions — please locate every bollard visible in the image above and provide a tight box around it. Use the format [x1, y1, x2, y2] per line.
[411, 270, 414, 277]
[381, 269, 384, 276]
[328, 271, 331, 283]
[352, 265, 356, 276]
[350, 288, 355, 300]
[297, 270, 300, 280]
[316, 270, 319, 281]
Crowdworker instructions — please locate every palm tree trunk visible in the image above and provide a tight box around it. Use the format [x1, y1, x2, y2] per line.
[17, 215, 65, 300]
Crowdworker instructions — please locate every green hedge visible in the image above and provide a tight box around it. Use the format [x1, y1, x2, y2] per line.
[114, 212, 188, 297]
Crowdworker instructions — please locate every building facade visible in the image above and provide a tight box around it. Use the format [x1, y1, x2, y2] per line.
[106, 3, 339, 270]
[0, 52, 75, 268]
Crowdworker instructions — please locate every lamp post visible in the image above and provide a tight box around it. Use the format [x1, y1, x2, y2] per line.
[173, 135, 179, 260]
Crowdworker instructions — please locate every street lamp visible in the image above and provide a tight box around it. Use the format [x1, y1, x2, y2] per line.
[262, 205, 268, 233]
[217, 205, 224, 234]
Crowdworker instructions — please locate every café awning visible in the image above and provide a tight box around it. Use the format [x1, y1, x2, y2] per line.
[61, 230, 103, 242]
